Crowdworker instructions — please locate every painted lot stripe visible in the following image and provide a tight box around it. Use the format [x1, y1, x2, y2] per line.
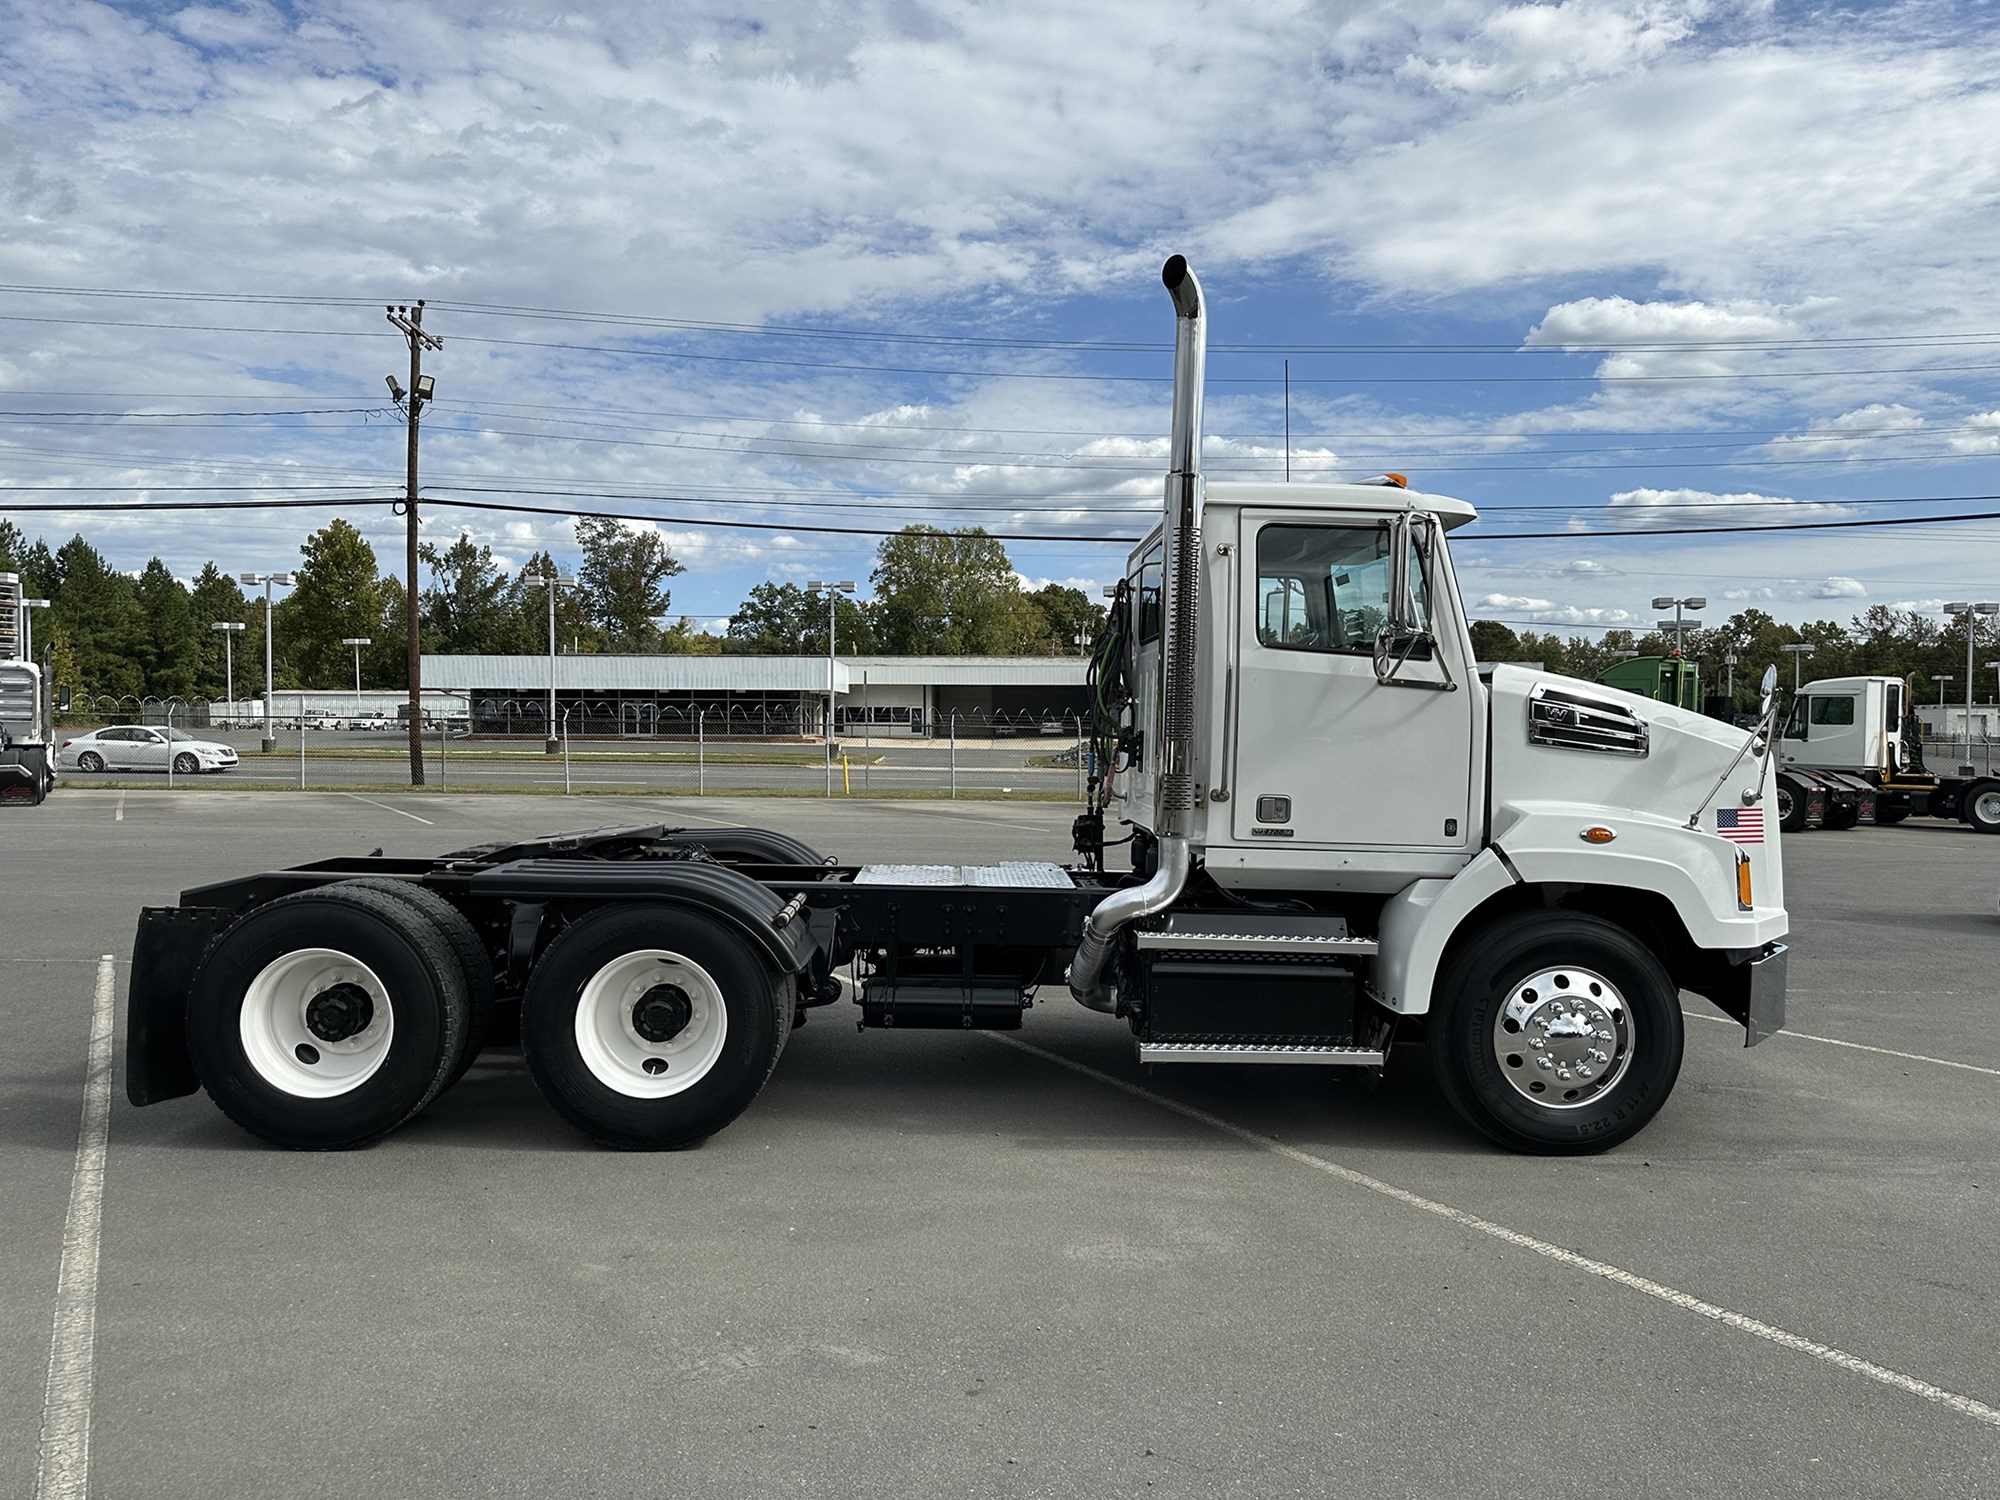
[1684, 1009, 2000, 1078]
[35, 956, 116, 1500]
[113, 790, 123, 823]
[341, 792, 433, 825]
[991, 1032, 2000, 1431]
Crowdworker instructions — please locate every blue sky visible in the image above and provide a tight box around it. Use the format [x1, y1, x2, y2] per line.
[3, 0, 2000, 639]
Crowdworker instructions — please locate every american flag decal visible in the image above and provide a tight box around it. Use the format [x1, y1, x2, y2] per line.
[1716, 806, 1765, 844]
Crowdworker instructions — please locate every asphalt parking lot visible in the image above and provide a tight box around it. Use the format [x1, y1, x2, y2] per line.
[6, 791, 1998, 1498]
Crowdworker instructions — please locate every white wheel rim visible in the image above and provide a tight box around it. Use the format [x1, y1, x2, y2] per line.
[574, 948, 729, 1099]
[1974, 791, 2000, 823]
[239, 948, 395, 1098]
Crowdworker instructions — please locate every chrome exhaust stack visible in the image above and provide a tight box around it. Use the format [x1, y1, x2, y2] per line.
[1070, 255, 1207, 1012]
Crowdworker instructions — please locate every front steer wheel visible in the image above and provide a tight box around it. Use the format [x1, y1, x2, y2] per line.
[185, 885, 471, 1149]
[521, 903, 790, 1149]
[1428, 912, 1684, 1155]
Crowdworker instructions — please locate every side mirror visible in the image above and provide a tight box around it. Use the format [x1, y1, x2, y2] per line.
[1758, 664, 1779, 720]
[1386, 511, 1413, 633]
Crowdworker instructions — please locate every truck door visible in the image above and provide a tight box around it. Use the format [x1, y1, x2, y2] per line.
[1228, 512, 1474, 849]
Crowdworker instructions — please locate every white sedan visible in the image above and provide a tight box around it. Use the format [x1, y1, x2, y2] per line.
[58, 726, 239, 775]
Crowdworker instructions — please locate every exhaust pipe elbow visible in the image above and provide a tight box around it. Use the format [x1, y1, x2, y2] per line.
[1162, 254, 1201, 320]
[1067, 837, 1191, 1012]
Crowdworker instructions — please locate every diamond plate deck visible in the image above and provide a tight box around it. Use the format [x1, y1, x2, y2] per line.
[852, 861, 1076, 889]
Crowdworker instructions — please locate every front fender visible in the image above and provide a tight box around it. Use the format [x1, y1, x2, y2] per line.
[1373, 804, 1786, 1016]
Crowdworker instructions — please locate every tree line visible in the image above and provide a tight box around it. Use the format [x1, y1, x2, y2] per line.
[1470, 607, 2000, 709]
[0, 515, 1104, 703]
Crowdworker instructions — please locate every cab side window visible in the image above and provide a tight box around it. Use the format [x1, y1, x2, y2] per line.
[1135, 545, 1163, 646]
[1810, 696, 1855, 727]
[1254, 524, 1429, 656]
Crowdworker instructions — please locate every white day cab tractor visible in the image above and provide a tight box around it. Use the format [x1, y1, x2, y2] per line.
[0, 571, 56, 807]
[1776, 674, 2000, 833]
[123, 258, 1789, 1156]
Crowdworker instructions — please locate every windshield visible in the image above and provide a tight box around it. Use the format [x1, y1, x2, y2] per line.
[165, 727, 197, 741]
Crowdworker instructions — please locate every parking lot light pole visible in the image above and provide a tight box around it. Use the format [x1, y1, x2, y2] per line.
[1943, 602, 1999, 775]
[1650, 595, 1705, 655]
[1780, 642, 1814, 692]
[805, 580, 855, 797]
[1935, 675, 1953, 707]
[539, 568, 579, 752]
[210, 621, 246, 723]
[341, 637, 372, 719]
[238, 572, 296, 751]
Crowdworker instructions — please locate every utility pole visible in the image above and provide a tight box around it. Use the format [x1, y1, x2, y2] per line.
[386, 301, 441, 787]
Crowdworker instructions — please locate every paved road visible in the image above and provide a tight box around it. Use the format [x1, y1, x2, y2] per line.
[54, 736, 1087, 795]
[5, 794, 1997, 1497]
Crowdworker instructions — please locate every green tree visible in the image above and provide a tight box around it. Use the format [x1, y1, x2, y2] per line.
[420, 532, 522, 655]
[870, 526, 1043, 654]
[658, 619, 726, 655]
[575, 516, 683, 651]
[189, 564, 252, 700]
[727, 582, 876, 655]
[1467, 619, 1520, 662]
[134, 558, 202, 699]
[0, 518, 28, 572]
[277, 519, 385, 687]
[501, 550, 593, 656]
[1024, 584, 1106, 654]
[47, 535, 148, 701]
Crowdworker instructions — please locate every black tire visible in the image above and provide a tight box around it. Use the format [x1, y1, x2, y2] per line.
[521, 903, 789, 1149]
[76, 751, 103, 772]
[1824, 801, 1859, 831]
[1965, 781, 2000, 834]
[173, 751, 199, 775]
[186, 884, 470, 1149]
[1874, 805, 1909, 826]
[332, 879, 497, 1084]
[1775, 778, 1808, 834]
[1428, 912, 1684, 1155]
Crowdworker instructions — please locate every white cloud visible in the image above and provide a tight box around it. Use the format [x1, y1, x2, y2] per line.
[1598, 487, 1850, 528]
[1948, 410, 2000, 455]
[1476, 593, 1636, 625]
[1773, 403, 1927, 456]
[1406, 1, 1722, 95]
[1815, 576, 1867, 599]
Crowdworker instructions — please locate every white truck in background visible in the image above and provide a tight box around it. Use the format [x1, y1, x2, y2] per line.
[1777, 674, 2000, 833]
[0, 571, 55, 807]
[123, 258, 1790, 1157]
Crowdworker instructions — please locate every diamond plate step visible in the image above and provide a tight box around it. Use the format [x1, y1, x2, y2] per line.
[1134, 931, 1378, 956]
[1137, 1041, 1385, 1065]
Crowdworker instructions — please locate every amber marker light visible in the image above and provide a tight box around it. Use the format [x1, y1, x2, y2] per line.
[1737, 852, 1755, 911]
[1580, 826, 1616, 844]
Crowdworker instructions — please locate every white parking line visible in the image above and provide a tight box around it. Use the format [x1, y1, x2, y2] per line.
[341, 793, 434, 826]
[1684, 1009, 2000, 1078]
[112, 791, 124, 823]
[35, 955, 116, 1500]
[991, 1032, 2000, 1431]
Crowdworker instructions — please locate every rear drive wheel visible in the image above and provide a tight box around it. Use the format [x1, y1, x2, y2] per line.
[1966, 782, 2000, 834]
[1775, 779, 1808, 834]
[1429, 912, 1684, 1154]
[76, 751, 104, 772]
[522, 903, 789, 1149]
[331, 879, 497, 1083]
[186, 885, 469, 1148]
[173, 752, 199, 775]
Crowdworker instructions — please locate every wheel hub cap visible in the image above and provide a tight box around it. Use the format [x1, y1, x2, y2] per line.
[1492, 965, 1633, 1109]
[632, 984, 693, 1043]
[306, 982, 375, 1043]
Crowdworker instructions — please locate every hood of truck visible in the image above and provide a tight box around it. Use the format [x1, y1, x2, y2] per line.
[1485, 664, 1785, 931]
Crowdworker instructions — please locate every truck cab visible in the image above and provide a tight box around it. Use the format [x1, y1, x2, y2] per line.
[1779, 675, 2000, 832]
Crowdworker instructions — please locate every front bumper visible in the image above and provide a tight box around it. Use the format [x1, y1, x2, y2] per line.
[1740, 942, 1787, 1046]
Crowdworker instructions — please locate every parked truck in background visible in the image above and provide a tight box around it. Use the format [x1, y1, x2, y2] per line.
[1777, 674, 2000, 833]
[1597, 654, 1701, 712]
[0, 571, 55, 807]
[123, 258, 1791, 1157]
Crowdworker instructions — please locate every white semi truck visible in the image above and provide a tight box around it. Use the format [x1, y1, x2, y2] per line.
[124, 258, 1790, 1155]
[1777, 674, 2000, 833]
[0, 571, 56, 806]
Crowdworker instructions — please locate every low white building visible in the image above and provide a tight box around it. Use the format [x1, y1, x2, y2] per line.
[416, 654, 1091, 738]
